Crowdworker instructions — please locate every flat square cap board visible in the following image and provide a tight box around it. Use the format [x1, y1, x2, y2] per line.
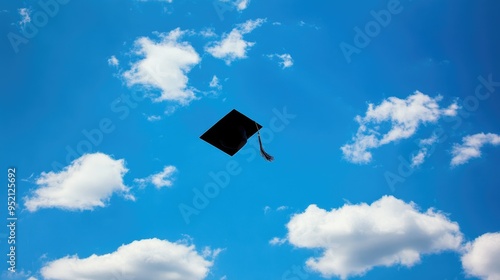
[200, 109, 262, 156]
[200, 109, 274, 161]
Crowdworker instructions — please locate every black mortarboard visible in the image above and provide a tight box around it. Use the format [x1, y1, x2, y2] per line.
[200, 109, 274, 161]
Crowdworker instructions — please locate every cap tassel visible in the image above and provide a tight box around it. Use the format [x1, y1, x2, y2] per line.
[256, 122, 274, 162]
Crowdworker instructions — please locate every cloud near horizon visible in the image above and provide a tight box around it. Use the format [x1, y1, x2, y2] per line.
[40, 238, 217, 280]
[283, 195, 463, 279]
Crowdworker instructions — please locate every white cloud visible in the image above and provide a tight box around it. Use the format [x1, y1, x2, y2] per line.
[451, 133, 500, 166]
[411, 134, 438, 168]
[420, 134, 439, 146]
[18, 8, 31, 25]
[123, 28, 200, 105]
[277, 53, 293, 68]
[410, 150, 426, 167]
[134, 165, 177, 189]
[108, 55, 119, 66]
[146, 115, 162, 121]
[40, 238, 216, 280]
[206, 18, 265, 65]
[442, 102, 459, 117]
[264, 205, 288, 214]
[214, 0, 249, 12]
[209, 75, 222, 89]
[238, 18, 265, 34]
[24, 153, 132, 212]
[461, 232, 500, 280]
[269, 237, 286, 246]
[284, 196, 463, 279]
[200, 28, 217, 38]
[341, 91, 459, 164]
[268, 53, 293, 68]
[202, 247, 223, 259]
[235, 0, 250, 11]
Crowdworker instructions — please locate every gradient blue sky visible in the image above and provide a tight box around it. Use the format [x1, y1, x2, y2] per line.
[1, 0, 500, 279]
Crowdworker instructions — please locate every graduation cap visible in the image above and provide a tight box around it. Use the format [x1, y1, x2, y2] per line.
[200, 109, 274, 161]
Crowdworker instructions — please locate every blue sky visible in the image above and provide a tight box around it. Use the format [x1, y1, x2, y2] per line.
[1, 0, 500, 279]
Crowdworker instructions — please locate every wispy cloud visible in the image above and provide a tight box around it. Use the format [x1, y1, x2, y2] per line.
[235, 0, 250, 11]
[18, 8, 31, 26]
[297, 20, 320, 30]
[24, 153, 133, 212]
[107, 55, 119, 66]
[146, 115, 162, 122]
[341, 91, 458, 164]
[268, 53, 294, 69]
[283, 196, 463, 279]
[134, 165, 177, 189]
[410, 134, 438, 167]
[40, 238, 217, 280]
[123, 28, 200, 105]
[451, 133, 500, 166]
[264, 205, 289, 214]
[209, 75, 222, 90]
[276, 205, 288, 211]
[269, 237, 286, 246]
[199, 28, 217, 38]
[206, 18, 266, 65]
